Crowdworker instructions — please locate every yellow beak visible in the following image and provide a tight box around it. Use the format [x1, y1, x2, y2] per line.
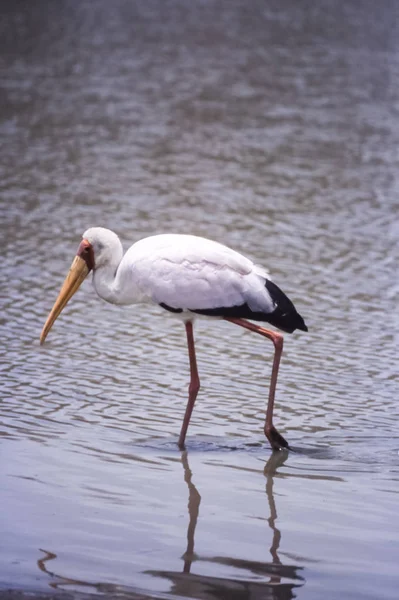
[40, 255, 90, 345]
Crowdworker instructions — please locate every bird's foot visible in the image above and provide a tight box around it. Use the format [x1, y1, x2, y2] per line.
[265, 426, 290, 452]
[177, 437, 186, 451]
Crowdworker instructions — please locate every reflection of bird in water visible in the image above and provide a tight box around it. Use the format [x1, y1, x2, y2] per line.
[40, 228, 307, 451]
[37, 549, 58, 587]
[146, 450, 304, 600]
[181, 451, 201, 573]
[37, 548, 99, 592]
[264, 451, 288, 578]
[36, 451, 304, 599]
[37, 548, 157, 598]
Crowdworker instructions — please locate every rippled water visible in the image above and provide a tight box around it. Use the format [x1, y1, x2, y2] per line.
[1, 1, 399, 599]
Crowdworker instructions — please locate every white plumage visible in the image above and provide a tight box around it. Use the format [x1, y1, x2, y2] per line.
[95, 231, 274, 316]
[40, 227, 308, 451]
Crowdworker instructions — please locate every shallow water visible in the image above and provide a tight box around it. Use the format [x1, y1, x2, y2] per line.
[1, 1, 399, 599]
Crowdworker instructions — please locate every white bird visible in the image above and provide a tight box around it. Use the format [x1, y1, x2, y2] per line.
[40, 227, 308, 451]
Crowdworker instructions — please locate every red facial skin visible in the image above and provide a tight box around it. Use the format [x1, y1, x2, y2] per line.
[77, 239, 95, 272]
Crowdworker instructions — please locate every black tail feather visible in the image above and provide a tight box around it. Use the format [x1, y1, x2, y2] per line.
[191, 278, 308, 334]
[264, 279, 308, 333]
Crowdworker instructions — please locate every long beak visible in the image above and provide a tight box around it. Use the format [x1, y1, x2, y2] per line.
[40, 255, 90, 345]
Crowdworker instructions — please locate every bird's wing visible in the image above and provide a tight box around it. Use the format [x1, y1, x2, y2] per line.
[124, 235, 271, 312]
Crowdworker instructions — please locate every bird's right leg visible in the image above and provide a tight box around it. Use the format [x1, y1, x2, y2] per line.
[225, 317, 289, 451]
[178, 321, 200, 449]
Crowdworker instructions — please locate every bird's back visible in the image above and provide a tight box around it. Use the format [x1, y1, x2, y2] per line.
[118, 234, 307, 333]
[125, 234, 255, 275]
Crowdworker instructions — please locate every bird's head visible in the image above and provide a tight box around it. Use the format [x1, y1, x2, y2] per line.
[82, 227, 122, 268]
[40, 227, 122, 345]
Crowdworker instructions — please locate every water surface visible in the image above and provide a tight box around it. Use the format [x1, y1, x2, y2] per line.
[1, 1, 399, 599]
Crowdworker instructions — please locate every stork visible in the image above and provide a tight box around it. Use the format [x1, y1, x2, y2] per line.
[40, 227, 308, 450]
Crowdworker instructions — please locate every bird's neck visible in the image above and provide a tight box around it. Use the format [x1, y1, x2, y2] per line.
[92, 254, 142, 306]
[91, 245, 145, 306]
[92, 262, 121, 304]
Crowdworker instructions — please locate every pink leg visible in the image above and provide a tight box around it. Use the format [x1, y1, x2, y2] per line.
[178, 321, 200, 449]
[225, 317, 288, 451]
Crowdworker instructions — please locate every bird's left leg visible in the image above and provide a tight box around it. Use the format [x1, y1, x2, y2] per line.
[225, 317, 289, 451]
[178, 321, 200, 449]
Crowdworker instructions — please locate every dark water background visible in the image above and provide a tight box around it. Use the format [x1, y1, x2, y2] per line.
[1, 1, 398, 599]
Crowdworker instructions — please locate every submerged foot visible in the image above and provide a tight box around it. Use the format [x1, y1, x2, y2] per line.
[265, 426, 290, 451]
